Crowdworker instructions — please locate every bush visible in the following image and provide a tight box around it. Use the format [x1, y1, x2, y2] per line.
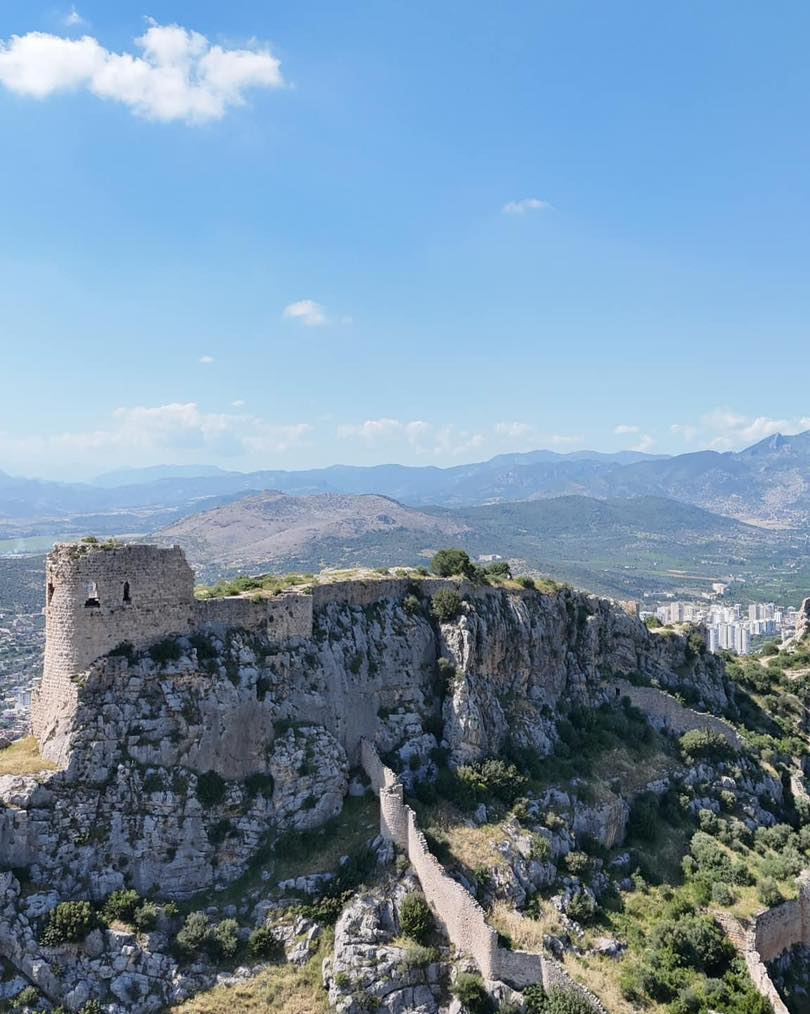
[133, 901, 159, 931]
[567, 889, 598, 923]
[196, 770, 227, 807]
[711, 881, 736, 906]
[431, 589, 462, 623]
[430, 549, 473, 578]
[176, 911, 211, 955]
[41, 900, 95, 946]
[543, 988, 597, 1014]
[249, 925, 282, 959]
[11, 986, 40, 1009]
[758, 877, 783, 907]
[523, 984, 546, 1013]
[209, 918, 239, 959]
[149, 637, 183, 665]
[455, 758, 527, 806]
[399, 893, 433, 943]
[451, 972, 491, 1014]
[679, 728, 734, 764]
[244, 772, 275, 799]
[102, 889, 141, 925]
[564, 851, 590, 876]
[485, 561, 511, 578]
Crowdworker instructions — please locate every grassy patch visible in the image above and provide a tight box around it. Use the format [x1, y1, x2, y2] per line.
[0, 737, 57, 777]
[171, 931, 333, 1013]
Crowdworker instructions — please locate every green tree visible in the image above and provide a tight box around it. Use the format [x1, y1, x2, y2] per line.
[430, 549, 473, 578]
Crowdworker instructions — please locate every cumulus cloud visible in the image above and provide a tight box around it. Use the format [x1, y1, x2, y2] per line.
[199, 354, 215, 364]
[0, 19, 284, 123]
[613, 423, 639, 435]
[633, 434, 655, 452]
[494, 422, 582, 447]
[282, 299, 327, 327]
[338, 418, 483, 457]
[0, 402, 311, 474]
[669, 409, 810, 451]
[502, 197, 551, 215]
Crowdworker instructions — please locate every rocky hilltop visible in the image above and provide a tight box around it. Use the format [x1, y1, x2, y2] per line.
[0, 543, 783, 1013]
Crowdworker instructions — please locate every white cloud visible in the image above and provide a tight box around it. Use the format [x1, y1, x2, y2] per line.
[632, 434, 655, 453]
[282, 299, 327, 327]
[494, 422, 582, 447]
[199, 354, 215, 364]
[337, 418, 484, 457]
[613, 423, 639, 435]
[669, 409, 810, 451]
[65, 7, 86, 28]
[0, 402, 312, 473]
[502, 197, 551, 215]
[0, 19, 284, 124]
[231, 399, 245, 408]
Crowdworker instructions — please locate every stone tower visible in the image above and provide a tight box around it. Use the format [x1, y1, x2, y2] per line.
[33, 542, 196, 760]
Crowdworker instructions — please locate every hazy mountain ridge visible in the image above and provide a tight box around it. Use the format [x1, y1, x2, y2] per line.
[2, 432, 810, 533]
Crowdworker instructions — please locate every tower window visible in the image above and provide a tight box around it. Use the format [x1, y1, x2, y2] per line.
[47, 582, 54, 606]
[84, 581, 100, 609]
[123, 581, 131, 604]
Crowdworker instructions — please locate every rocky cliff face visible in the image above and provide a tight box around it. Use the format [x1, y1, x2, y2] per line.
[1, 582, 728, 903]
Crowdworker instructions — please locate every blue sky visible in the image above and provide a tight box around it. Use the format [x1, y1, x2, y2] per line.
[1, 1, 809, 479]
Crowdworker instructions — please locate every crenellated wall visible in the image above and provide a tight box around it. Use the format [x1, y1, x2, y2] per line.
[360, 739, 607, 1009]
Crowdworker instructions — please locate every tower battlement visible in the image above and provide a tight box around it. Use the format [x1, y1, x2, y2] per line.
[33, 543, 197, 750]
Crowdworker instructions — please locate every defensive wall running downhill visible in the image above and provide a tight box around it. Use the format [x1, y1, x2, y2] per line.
[716, 874, 810, 1014]
[360, 739, 608, 1010]
[607, 678, 743, 748]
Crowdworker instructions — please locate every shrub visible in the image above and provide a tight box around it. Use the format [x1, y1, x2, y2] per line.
[102, 889, 141, 925]
[652, 914, 733, 976]
[543, 988, 597, 1014]
[430, 549, 473, 578]
[176, 911, 211, 955]
[11, 986, 40, 1009]
[451, 972, 491, 1014]
[679, 728, 733, 764]
[431, 589, 462, 623]
[523, 984, 546, 1013]
[149, 638, 183, 665]
[403, 594, 422, 616]
[564, 851, 590, 876]
[485, 561, 511, 578]
[196, 770, 227, 807]
[644, 616, 663, 629]
[209, 918, 239, 959]
[567, 889, 598, 923]
[399, 893, 433, 943]
[248, 925, 282, 959]
[758, 877, 783, 907]
[456, 758, 527, 805]
[516, 576, 535, 589]
[400, 942, 439, 968]
[711, 881, 736, 905]
[41, 900, 95, 946]
[133, 901, 159, 931]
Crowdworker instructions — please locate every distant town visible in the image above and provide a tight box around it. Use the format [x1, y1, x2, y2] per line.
[0, 608, 42, 740]
[642, 598, 800, 656]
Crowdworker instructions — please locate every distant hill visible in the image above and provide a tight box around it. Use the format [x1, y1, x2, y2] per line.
[159, 491, 470, 577]
[157, 489, 810, 601]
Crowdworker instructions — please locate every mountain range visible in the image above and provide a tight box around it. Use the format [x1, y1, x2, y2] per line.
[3, 431, 810, 536]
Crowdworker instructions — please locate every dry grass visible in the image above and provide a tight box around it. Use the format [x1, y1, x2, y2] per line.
[171, 934, 332, 1014]
[561, 952, 646, 1014]
[489, 900, 560, 952]
[0, 737, 57, 777]
[418, 800, 510, 871]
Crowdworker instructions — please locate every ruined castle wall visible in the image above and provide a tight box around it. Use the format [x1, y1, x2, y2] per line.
[609, 679, 742, 748]
[195, 592, 313, 641]
[360, 740, 605, 1006]
[33, 545, 196, 761]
